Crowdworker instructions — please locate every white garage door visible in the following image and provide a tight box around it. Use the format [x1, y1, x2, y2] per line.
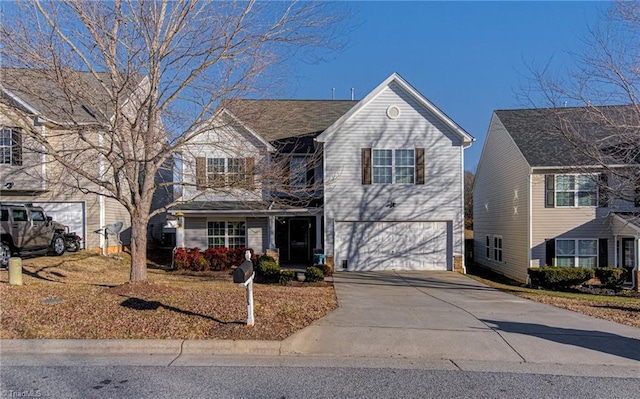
[335, 221, 448, 271]
[33, 202, 85, 240]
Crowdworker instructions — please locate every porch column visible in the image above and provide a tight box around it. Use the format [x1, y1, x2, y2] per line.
[634, 236, 639, 290]
[175, 212, 185, 248]
[315, 214, 322, 250]
[268, 216, 276, 249]
[614, 235, 619, 267]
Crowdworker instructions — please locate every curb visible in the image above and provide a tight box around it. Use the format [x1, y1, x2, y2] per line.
[0, 339, 282, 356]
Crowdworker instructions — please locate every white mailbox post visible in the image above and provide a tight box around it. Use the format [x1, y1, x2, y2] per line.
[233, 250, 255, 327]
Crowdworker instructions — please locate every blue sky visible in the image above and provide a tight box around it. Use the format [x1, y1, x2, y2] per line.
[285, 1, 608, 172]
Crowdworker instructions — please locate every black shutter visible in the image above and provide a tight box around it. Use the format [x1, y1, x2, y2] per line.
[598, 238, 608, 268]
[545, 239, 555, 266]
[415, 148, 425, 185]
[11, 129, 22, 166]
[362, 148, 371, 185]
[195, 157, 206, 189]
[598, 173, 608, 207]
[545, 175, 555, 208]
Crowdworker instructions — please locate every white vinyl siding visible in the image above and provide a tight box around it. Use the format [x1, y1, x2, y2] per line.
[473, 115, 531, 282]
[323, 81, 465, 270]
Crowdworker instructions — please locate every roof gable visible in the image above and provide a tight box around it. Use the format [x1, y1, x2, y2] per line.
[316, 72, 474, 145]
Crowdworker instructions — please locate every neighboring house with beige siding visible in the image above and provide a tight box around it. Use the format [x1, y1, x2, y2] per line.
[0, 68, 154, 252]
[474, 107, 640, 285]
[171, 73, 474, 271]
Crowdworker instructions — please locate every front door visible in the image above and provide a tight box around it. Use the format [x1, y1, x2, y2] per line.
[289, 219, 310, 263]
[622, 238, 635, 283]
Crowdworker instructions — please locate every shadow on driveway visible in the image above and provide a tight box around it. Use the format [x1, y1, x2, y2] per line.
[482, 319, 640, 363]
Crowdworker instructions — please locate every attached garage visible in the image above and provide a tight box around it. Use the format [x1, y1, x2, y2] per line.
[335, 221, 449, 271]
[33, 202, 86, 248]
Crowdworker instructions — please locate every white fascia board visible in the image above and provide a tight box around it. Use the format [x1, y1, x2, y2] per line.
[532, 164, 640, 171]
[317, 72, 475, 145]
[1, 86, 41, 115]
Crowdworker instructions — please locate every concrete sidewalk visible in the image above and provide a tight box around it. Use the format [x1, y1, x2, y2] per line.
[2, 271, 640, 377]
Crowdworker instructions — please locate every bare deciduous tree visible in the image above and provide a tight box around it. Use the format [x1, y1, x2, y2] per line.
[523, 0, 640, 289]
[0, 0, 346, 282]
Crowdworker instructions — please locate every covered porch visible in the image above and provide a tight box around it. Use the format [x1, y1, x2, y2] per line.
[611, 213, 640, 288]
[169, 201, 323, 265]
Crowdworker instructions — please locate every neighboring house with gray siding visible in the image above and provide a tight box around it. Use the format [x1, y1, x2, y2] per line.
[474, 107, 640, 284]
[0, 68, 164, 252]
[172, 73, 474, 271]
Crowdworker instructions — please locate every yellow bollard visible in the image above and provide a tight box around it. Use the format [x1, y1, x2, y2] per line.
[8, 257, 23, 286]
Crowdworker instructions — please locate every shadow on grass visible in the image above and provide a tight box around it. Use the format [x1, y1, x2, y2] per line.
[120, 297, 245, 325]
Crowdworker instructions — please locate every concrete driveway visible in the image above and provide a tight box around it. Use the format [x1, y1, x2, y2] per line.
[283, 271, 640, 369]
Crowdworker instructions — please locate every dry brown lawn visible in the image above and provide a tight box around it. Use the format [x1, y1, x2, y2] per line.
[468, 274, 640, 329]
[0, 252, 337, 340]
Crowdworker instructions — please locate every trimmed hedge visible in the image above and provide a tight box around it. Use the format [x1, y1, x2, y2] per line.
[174, 247, 253, 271]
[527, 267, 594, 289]
[594, 267, 626, 290]
[279, 269, 297, 285]
[304, 266, 325, 283]
[256, 255, 280, 283]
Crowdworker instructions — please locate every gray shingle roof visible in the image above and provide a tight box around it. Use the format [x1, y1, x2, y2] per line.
[223, 99, 358, 142]
[1, 68, 144, 124]
[495, 106, 640, 167]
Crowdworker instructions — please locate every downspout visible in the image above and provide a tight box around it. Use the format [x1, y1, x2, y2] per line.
[460, 144, 466, 273]
[98, 131, 106, 256]
[39, 125, 46, 191]
[527, 170, 533, 285]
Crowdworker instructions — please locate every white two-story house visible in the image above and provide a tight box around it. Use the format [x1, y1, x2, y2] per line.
[474, 106, 640, 285]
[172, 73, 474, 271]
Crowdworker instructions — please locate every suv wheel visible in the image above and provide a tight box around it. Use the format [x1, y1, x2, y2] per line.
[50, 235, 66, 256]
[0, 242, 10, 268]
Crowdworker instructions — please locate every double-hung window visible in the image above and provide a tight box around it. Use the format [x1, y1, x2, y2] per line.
[204, 157, 246, 186]
[547, 174, 597, 207]
[485, 235, 503, 262]
[207, 221, 246, 248]
[372, 149, 415, 184]
[555, 239, 597, 268]
[372, 149, 393, 184]
[0, 127, 22, 166]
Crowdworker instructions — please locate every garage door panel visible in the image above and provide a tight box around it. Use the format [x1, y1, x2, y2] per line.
[336, 221, 448, 271]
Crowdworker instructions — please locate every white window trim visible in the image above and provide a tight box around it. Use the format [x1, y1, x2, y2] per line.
[0, 127, 15, 165]
[554, 173, 598, 208]
[207, 219, 247, 249]
[372, 148, 415, 185]
[485, 235, 503, 263]
[555, 238, 598, 268]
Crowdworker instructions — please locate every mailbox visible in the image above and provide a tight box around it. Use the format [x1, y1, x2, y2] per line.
[233, 260, 254, 284]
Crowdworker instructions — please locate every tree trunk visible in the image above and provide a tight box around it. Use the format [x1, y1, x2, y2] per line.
[129, 215, 149, 282]
[635, 269, 640, 293]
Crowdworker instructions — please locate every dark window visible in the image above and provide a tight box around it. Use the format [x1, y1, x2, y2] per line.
[0, 127, 22, 166]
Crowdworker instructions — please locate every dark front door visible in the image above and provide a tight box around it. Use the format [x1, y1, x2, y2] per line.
[289, 219, 310, 263]
[622, 238, 635, 283]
